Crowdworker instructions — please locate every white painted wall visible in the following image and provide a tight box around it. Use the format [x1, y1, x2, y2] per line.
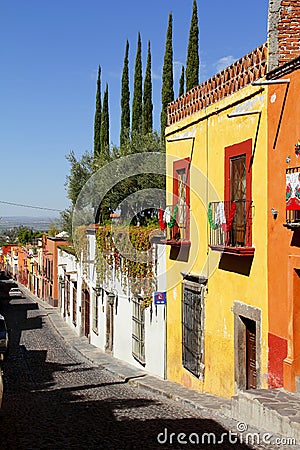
[57, 248, 81, 336]
[99, 242, 167, 379]
[76, 231, 167, 380]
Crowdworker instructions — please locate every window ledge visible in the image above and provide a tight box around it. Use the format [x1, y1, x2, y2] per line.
[209, 245, 255, 256]
[132, 352, 146, 367]
[283, 222, 300, 229]
[160, 239, 191, 247]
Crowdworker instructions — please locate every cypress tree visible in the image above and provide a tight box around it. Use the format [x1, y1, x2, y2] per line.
[186, 0, 199, 92]
[161, 12, 174, 142]
[142, 40, 153, 135]
[120, 40, 130, 148]
[94, 83, 110, 224]
[100, 83, 110, 162]
[179, 65, 185, 97]
[132, 32, 143, 135]
[93, 66, 102, 164]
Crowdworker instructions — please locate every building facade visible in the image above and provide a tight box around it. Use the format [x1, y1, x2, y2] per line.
[267, 0, 300, 391]
[42, 235, 67, 306]
[165, 46, 269, 397]
[164, 0, 300, 397]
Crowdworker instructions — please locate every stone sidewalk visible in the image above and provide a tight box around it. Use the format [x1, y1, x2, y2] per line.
[230, 388, 300, 443]
[19, 286, 229, 414]
[18, 285, 300, 445]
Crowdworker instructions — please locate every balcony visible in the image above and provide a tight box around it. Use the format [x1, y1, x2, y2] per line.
[208, 200, 255, 256]
[284, 210, 300, 228]
[285, 168, 300, 228]
[160, 204, 190, 246]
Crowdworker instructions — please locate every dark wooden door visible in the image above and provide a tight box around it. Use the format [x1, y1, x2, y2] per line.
[105, 298, 114, 353]
[246, 319, 257, 389]
[172, 159, 190, 241]
[231, 155, 246, 246]
[84, 290, 90, 338]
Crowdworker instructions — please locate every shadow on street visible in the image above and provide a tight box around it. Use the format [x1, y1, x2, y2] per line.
[0, 290, 251, 450]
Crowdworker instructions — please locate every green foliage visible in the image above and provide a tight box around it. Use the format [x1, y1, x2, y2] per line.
[132, 32, 143, 135]
[99, 131, 165, 226]
[93, 66, 102, 166]
[47, 219, 61, 237]
[93, 119, 164, 228]
[73, 225, 89, 265]
[62, 151, 94, 241]
[186, 0, 199, 91]
[120, 40, 130, 149]
[142, 41, 153, 135]
[99, 83, 110, 163]
[59, 207, 73, 239]
[96, 224, 158, 295]
[0, 228, 19, 246]
[0, 226, 42, 246]
[58, 244, 76, 257]
[65, 150, 93, 206]
[161, 12, 174, 142]
[17, 227, 43, 245]
[179, 65, 185, 97]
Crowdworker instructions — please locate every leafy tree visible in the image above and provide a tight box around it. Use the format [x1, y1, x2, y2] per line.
[132, 32, 143, 135]
[186, 0, 199, 91]
[99, 84, 110, 163]
[59, 207, 73, 239]
[161, 12, 174, 142]
[93, 66, 102, 167]
[142, 40, 153, 135]
[17, 227, 43, 245]
[61, 151, 94, 238]
[179, 65, 185, 97]
[0, 228, 19, 245]
[0, 225, 51, 246]
[65, 150, 94, 206]
[47, 220, 62, 237]
[104, 131, 165, 225]
[95, 84, 111, 224]
[0, 227, 27, 246]
[120, 40, 130, 149]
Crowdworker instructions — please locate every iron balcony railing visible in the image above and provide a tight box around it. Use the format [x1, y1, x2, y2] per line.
[161, 204, 190, 243]
[286, 209, 300, 225]
[208, 200, 253, 249]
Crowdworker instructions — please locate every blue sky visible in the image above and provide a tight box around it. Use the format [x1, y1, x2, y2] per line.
[0, 0, 268, 218]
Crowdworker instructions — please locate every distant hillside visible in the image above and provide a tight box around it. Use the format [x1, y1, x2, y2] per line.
[0, 216, 60, 231]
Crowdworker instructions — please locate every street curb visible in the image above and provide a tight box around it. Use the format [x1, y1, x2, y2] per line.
[15, 285, 300, 446]
[18, 284, 231, 420]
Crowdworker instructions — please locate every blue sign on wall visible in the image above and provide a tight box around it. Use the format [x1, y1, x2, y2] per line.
[154, 292, 166, 305]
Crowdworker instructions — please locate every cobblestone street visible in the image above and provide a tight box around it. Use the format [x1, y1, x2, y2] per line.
[0, 296, 294, 449]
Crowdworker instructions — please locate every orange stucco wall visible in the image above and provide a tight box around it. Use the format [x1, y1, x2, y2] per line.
[44, 237, 67, 305]
[268, 68, 300, 390]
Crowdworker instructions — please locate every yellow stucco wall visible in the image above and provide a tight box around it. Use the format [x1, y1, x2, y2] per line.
[165, 84, 269, 398]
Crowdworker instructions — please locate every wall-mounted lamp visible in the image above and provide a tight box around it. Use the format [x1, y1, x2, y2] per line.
[295, 141, 300, 158]
[59, 275, 65, 288]
[271, 208, 279, 219]
[107, 292, 115, 305]
[106, 289, 118, 305]
[93, 283, 102, 297]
